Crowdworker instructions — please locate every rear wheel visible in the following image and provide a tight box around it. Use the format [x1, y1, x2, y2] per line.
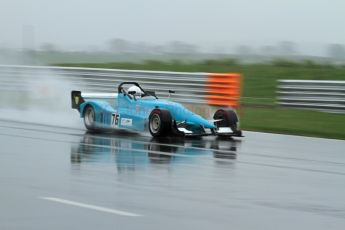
[84, 106, 96, 131]
[149, 109, 172, 137]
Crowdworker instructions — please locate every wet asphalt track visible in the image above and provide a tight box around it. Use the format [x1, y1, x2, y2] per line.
[0, 119, 345, 230]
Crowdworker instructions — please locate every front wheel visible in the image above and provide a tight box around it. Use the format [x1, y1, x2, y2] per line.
[213, 108, 239, 131]
[148, 109, 172, 137]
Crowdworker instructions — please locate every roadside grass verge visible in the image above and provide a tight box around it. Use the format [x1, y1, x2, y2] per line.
[240, 107, 345, 140]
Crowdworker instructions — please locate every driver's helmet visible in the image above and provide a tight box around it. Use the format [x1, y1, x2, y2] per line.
[128, 85, 144, 97]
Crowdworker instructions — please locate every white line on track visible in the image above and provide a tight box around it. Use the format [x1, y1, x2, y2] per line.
[40, 197, 142, 217]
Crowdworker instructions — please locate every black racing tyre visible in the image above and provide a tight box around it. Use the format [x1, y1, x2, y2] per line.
[213, 108, 238, 131]
[83, 105, 97, 131]
[148, 109, 172, 137]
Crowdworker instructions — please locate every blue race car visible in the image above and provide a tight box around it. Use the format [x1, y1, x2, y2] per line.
[71, 82, 242, 138]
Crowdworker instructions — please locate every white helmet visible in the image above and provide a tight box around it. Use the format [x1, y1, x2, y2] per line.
[128, 85, 143, 97]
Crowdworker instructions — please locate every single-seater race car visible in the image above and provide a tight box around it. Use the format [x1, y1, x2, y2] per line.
[71, 82, 243, 138]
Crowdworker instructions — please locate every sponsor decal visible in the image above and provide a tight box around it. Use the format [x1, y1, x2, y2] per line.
[121, 118, 132, 126]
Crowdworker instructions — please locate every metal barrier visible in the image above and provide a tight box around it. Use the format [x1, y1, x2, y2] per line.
[0, 65, 242, 108]
[277, 80, 345, 113]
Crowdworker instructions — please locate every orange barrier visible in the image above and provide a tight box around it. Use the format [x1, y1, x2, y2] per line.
[207, 73, 242, 107]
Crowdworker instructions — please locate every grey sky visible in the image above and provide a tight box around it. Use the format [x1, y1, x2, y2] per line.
[1, 0, 344, 54]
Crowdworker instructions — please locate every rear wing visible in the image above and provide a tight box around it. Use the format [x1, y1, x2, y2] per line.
[71, 90, 118, 110]
[71, 91, 85, 110]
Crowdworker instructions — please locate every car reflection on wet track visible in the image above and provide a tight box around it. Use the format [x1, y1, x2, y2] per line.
[70, 132, 238, 169]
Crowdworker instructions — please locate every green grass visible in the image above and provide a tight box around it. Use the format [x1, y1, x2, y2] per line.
[240, 107, 345, 140]
[56, 60, 345, 139]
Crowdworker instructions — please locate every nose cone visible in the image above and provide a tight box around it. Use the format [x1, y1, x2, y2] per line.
[154, 99, 216, 128]
[190, 114, 216, 129]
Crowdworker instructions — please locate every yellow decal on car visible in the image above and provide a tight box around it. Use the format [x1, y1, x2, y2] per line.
[74, 96, 79, 105]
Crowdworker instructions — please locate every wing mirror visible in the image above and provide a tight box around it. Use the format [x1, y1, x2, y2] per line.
[168, 90, 175, 99]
